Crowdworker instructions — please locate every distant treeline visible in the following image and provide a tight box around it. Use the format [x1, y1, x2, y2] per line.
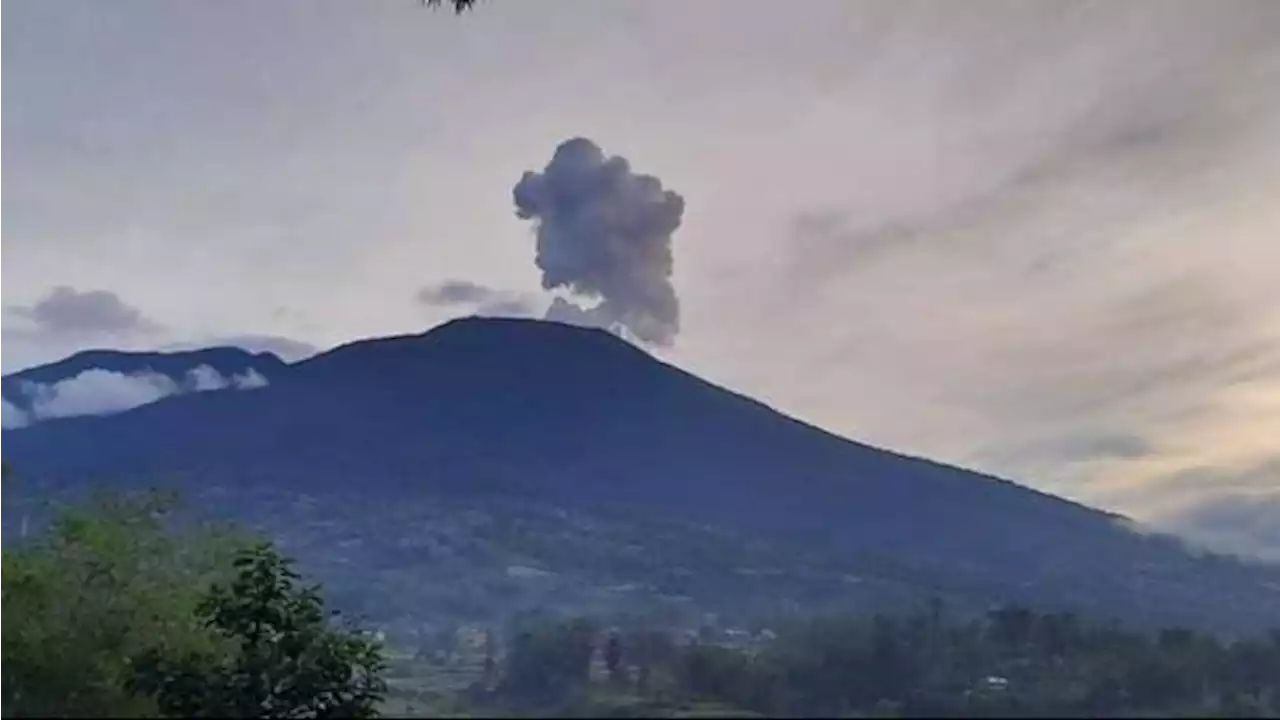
[466, 604, 1280, 718]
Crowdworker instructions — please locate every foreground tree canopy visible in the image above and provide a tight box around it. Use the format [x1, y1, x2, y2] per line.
[1, 492, 387, 718]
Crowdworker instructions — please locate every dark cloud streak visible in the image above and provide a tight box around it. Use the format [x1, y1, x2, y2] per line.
[416, 279, 495, 306]
[415, 279, 537, 319]
[4, 286, 161, 338]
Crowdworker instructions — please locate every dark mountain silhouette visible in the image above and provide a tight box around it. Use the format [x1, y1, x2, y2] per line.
[3, 317, 1278, 633]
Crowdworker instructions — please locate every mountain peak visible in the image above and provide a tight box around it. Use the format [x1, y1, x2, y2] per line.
[424, 316, 651, 359]
[294, 316, 650, 379]
[430, 314, 622, 342]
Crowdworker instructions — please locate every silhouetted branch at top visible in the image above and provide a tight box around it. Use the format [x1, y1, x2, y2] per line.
[422, 0, 479, 13]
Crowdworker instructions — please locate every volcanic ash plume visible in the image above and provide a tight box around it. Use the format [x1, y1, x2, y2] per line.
[513, 137, 686, 346]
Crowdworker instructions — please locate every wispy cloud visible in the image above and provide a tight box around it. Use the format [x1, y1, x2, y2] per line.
[416, 280, 498, 306]
[23, 368, 180, 420]
[1150, 458, 1280, 560]
[2, 398, 31, 430]
[415, 279, 538, 318]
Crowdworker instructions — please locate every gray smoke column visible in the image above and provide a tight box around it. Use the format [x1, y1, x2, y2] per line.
[513, 137, 685, 346]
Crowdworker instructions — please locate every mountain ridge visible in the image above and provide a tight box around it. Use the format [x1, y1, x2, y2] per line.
[1, 345, 288, 416]
[3, 316, 1277, 634]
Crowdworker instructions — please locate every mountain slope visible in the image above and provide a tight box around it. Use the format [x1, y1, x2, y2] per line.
[3, 317, 1278, 633]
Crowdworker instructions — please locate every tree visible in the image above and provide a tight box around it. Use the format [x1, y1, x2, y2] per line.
[130, 543, 388, 718]
[0, 458, 10, 527]
[2, 490, 245, 717]
[604, 631, 628, 687]
[496, 617, 598, 708]
[0, 456, 30, 535]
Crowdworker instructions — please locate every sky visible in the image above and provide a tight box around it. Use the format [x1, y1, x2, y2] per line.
[3, 0, 1279, 559]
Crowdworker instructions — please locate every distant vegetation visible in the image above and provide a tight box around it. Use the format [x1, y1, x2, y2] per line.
[468, 609, 1280, 718]
[3, 490, 1278, 718]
